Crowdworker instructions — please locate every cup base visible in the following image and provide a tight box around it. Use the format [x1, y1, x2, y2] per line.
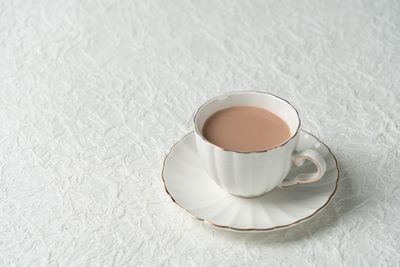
[228, 191, 268, 198]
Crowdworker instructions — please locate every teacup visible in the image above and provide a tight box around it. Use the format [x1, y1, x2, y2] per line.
[194, 91, 326, 198]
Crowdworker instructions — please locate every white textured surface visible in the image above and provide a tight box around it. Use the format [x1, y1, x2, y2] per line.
[1, 0, 399, 266]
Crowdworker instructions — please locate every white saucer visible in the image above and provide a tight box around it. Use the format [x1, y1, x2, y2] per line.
[162, 131, 339, 232]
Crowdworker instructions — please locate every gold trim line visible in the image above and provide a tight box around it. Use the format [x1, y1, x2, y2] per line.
[161, 130, 340, 232]
[193, 91, 301, 154]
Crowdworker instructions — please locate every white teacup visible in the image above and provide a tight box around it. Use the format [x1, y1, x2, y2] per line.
[194, 91, 326, 198]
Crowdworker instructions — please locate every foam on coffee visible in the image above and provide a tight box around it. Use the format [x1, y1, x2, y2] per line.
[202, 106, 291, 152]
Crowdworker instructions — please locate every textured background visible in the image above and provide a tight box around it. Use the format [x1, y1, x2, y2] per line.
[1, 0, 400, 266]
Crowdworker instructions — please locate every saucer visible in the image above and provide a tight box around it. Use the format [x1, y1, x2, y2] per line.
[162, 131, 339, 232]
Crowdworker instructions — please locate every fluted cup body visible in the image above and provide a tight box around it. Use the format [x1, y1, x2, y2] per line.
[194, 92, 300, 198]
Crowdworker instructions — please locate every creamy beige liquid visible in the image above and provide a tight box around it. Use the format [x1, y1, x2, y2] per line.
[202, 106, 291, 152]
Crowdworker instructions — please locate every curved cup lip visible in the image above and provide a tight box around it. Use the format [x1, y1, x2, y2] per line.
[193, 91, 301, 154]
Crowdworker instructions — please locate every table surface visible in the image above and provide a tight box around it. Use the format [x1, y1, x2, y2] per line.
[1, 0, 399, 266]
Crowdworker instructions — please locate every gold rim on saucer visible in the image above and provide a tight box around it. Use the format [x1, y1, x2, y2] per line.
[161, 131, 340, 232]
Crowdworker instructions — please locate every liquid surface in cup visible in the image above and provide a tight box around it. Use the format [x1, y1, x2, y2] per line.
[202, 106, 291, 152]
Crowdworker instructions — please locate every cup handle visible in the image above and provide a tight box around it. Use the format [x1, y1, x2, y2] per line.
[280, 149, 327, 187]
